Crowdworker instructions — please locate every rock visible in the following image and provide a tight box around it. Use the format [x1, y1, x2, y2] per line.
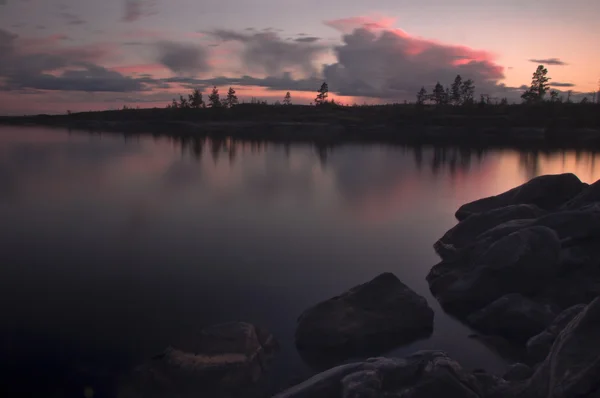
[431, 226, 561, 315]
[295, 273, 434, 358]
[520, 297, 600, 398]
[275, 351, 497, 398]
[119, 322, 278, 398]
[561, 178, 600, 210]
[435, 204, 544, 255]
[467, 294, 556, 343]
[526, 303, 586, 364]
[503, 363, 533, 381]
[455, 173, 586, 220]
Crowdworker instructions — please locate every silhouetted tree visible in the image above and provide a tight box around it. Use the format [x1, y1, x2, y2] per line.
[522, 65, 550, 103]
[432, 82, 445, 105]
[283, 91, 292, 105]
[567, 90, 573, 103]
[315, 82, 329, 105]
[188, 89, 204, 108]
[208, 86, 221, 108]
[499, 97, 508, 106]
[460, 79, 475, 105]
[170, 98, 179, 109]
[450, 75, 463, 105]
[581, 97, 589, 104]
[179, 95, 190, 108]
[225, 87, 238, 108]
[416, 86, 428, 105]
[550, 90, 559, 102]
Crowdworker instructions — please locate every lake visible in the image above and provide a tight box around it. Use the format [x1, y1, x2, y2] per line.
[1, 126, 599, 397]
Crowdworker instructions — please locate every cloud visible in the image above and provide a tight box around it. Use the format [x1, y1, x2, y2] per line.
[123, 0, 156, 22]
[320, 18, 505, 99]
[549, 82, 575, 87]
[208, 29, 327, 76]
[60, 11, 86, 26]
[155, 41, 210, 75]
[325, 16, 398, 33]
[295, 37, 320, 43]
[528, 58, 567, 66]
[0, 0, 6, 5]
[164, 72, 321, 92]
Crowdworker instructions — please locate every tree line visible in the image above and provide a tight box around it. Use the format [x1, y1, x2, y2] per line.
[164, 65, 595, 110]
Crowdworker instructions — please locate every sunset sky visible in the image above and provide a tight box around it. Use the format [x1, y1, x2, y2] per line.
[1, 0, 599, 114]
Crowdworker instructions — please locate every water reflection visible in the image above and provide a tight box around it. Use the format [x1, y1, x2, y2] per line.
[1, 126, 600, 397]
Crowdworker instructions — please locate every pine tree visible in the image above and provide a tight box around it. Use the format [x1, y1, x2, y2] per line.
[283, 92, 292, 105]
[521, 65, 550, 103]
[550, 90, 559, 102]
[460, 79, 475, 105]
[432, 82, 445, 105]
[179, 95, 189, 108]
[208, 86, 221, 108]
[450, 75, 463, 105]
[188, 89, 204, 108]
[224, 87, 238, 108]
[416, 87, 428, 105]
[315, 82, 329, 105]
[171, 98, 179, 109]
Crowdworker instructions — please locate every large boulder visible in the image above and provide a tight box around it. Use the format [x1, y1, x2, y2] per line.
[436, 204, 543, 256]
[561, 179, 600, 210]
[467, 294, 556, 343]
[526, 303, 586, 364]
[295, 273, 434, 359]
[520, 297, 600, 398]
[503, 363, 533, 382]
[455, 173, 586, 220]
[431, 226, 561, 315]
[274, 351, 499, 398]
[119, 322, 278, 398]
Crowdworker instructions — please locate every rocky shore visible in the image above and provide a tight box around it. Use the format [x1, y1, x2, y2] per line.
[120, 173, 600, 397]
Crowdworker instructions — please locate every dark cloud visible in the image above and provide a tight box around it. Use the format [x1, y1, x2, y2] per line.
[155, 41, 210, 75]
[295, 37, 320, 43]
[60, 11, 86, 26]
[529, 58, 567, 66]
[0, 28, 157, 93]
[550, 82, 575, 87]
[0, 0, 6, 5]
[164, 72, 321, 92]
[321, 26, 505, 99]
[208, 29, 327, 76]
[123, 0, 156, 22]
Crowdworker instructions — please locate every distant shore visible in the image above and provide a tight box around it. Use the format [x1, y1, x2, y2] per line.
[1, 103, 599, 149]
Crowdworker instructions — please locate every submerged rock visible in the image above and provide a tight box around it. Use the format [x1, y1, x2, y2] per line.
[455, 173, 586, 220]
[119, 322, 278, 398]
[295, 273, 434, 360]
[467, 294, 555, 343]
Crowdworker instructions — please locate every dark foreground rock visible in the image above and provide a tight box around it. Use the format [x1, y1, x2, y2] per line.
[518, 296, 600, 398]
[455, 173, 586, 220]
[429, 174, 600, 344]
[502, 363, 533, 382]
[467, 294, 555, 343]
[295, 273, 434, 360]
[525, 303, 586, 364]
[119, 322, 278, 398]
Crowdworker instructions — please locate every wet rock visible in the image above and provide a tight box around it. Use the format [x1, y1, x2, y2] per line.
[435, 204, 543, 255]
[526, 303, 586, 364]
[431, 226, 561, 315]
[455, 173, 586, 220]
[295, 273, 434, 359]
[467, 294, 555, 343]
[119, 322, 278, 398]
[275, 351, 494, 398]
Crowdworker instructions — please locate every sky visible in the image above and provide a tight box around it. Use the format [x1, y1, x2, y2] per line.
[0, 0, 599, 115]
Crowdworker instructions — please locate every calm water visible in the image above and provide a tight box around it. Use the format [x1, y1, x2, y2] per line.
[1, 126, 599, 397]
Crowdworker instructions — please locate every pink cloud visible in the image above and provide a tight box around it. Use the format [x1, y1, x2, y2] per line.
[325, 15, 398, 34]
